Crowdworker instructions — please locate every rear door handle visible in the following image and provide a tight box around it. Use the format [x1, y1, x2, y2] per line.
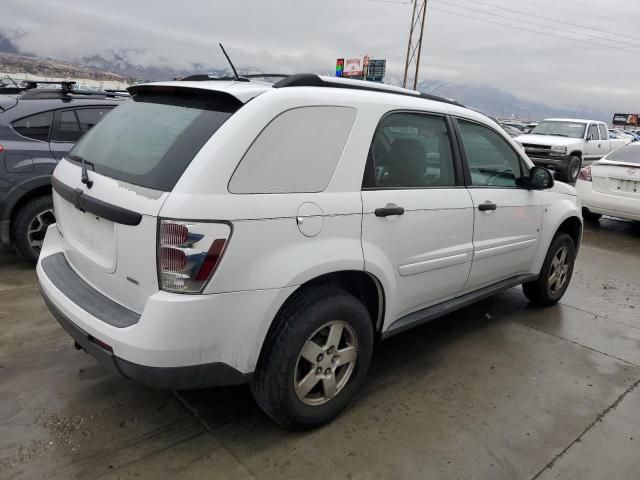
[375, 204, 405, 217]
[478, 201, 497, 211]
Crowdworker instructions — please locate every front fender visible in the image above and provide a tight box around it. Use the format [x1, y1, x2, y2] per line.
[530, 192, 582, 274]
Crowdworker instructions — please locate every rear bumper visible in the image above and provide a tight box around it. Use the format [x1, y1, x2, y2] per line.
[42, 292, 251, 389]
[37, 224, 296, 389]
[576, 180, 640, 221]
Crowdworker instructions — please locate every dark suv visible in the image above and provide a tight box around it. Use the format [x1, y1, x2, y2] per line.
[0, 87, 126, 262]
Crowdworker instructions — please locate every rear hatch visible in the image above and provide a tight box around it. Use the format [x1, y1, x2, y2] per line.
[592, 146, 640, 199]
[51, 88, 242, 313]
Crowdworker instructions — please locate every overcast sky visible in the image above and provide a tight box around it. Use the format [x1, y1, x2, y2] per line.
[2, 0, 639, 111]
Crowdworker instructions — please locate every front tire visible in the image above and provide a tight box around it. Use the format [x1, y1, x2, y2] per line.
[563, 156, 582, 184]
[12, 195, 55, 264]
[251, 286, 374, 429]
[522, 233, 576, 306]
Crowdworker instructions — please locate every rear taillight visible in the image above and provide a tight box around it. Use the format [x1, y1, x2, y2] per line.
[578, 166, 592, 182]
[158, 219, 231, 293]
[0, 144, 4, 153]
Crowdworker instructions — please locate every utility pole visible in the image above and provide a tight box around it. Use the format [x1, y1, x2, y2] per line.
[402, 0, 428, 90]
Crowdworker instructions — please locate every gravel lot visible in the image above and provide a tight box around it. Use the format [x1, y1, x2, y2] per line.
[1, 218, 640, 480]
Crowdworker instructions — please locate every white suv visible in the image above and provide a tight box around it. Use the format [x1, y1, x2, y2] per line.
[37, 74, 582, 428]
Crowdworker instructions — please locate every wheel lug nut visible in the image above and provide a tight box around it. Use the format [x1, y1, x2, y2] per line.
[315, 367, 322, 375]
[325, 368, 332, 376]
[332, 356, 339, 364]
[317, 354, 324, 362]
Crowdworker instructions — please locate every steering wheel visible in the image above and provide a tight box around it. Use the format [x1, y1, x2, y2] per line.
[485, 170, 514, 186]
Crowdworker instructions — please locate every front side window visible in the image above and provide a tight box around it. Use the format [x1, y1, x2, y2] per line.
[12, 111, 53, 142]
[587, 124, 599, 140]
[364, 112, 456, 188]
[229, 106, 356, 194]
[458, 119, 522, 187]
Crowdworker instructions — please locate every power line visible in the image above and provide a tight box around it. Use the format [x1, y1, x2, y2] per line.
[428, 5, 640, 57]
[453, 0, 640, 45]
[433, 0, 640, 52]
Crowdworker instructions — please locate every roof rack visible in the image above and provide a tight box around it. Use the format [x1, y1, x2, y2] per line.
[19, 88, 129, 100]
[274, 74, 463, 107]
[23, 80, 76, 93]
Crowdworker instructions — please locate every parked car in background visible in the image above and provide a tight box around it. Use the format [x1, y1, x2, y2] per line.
[609, 129, 635, 144]
[0, 85, 126, 262]
[37, 74, 582, 429]
[501, 121, 526, 132]
[500, 124, 523, 138]
[515, 119, 628, 183]
[523, 122, 539, 134]
[577, 142, 640, 222]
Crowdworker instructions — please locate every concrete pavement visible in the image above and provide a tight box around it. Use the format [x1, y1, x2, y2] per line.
[1, 217, 639, 479]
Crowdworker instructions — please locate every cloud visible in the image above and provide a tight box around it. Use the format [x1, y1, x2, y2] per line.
[1, 0, 639, 111]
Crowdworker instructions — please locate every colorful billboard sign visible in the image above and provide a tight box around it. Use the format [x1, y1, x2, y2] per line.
[343, 57, 364, 77]
[613, 113, 639, 126]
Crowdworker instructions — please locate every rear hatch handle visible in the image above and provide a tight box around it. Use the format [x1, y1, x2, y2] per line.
[52, 177, 142, 226]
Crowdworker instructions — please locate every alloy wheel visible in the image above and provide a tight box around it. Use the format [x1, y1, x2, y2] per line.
[27, 208, 55, 253]
[294, 320, 358, 406]
[548, 246, 570, 295]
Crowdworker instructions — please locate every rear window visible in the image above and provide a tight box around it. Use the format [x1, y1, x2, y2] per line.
[69, 92, 240, 191]
[606, 144, 640, 164]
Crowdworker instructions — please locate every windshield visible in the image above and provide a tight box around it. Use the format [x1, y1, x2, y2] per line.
[606, 144, 640, 164]
[70, 91, 240, 191]
[530, 121, 586, 138]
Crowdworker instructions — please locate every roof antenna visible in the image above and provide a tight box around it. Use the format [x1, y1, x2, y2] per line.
[219, 43, 240, 80]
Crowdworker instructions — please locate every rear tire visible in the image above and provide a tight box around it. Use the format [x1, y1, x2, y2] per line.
[251, 286, 374, 429]
[522, 233, 576, 306]
[12, 195, 55, 264]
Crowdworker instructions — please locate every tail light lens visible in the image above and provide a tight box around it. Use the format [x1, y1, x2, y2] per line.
[158, 219, 231, 293]
[578, 166, 592, 182]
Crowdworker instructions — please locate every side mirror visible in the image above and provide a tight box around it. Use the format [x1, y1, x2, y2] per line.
[528, 166, 554, 190]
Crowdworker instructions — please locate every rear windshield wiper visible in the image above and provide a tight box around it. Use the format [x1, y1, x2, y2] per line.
[68, 154, 94, 189]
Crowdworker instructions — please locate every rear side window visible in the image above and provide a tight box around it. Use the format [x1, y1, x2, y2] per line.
[228, 106, 356, 194]
[598, 124, 608, 140]
[53, 108, 112, 142]
[70, 92, 240, 191]
[363, 112, 456, 188]
[12, 111, 53, 142]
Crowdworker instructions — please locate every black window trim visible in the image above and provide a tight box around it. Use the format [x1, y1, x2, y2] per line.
[10, 109, 56, 143]
[452, 116, 530, 190]
[50, 106, 115, 144]
[361, 109, 466, 191]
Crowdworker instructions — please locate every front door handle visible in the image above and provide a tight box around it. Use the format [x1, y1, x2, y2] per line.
[478, 201, 497, 211]
[375, 204, 405, 217]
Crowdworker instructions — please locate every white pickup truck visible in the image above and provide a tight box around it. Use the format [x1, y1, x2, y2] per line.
[515, 118, 629, 183]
